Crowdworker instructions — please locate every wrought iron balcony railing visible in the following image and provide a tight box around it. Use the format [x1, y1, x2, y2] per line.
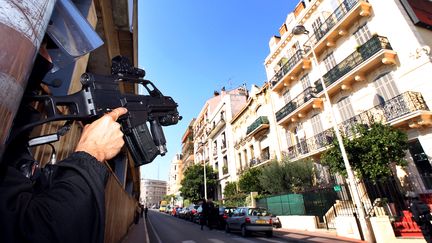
[246, 116, 269, 135]
[286, 91, 429, 159]
[339, 91, 429, 136]
[306, 0, 360, 48]
[249, 158, 261, 167]
[276, 87, 317, 122]
[314, 35, 393, 93]
[270, 49, 310, 88]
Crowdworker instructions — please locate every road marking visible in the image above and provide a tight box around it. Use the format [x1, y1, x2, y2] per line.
[143, 218, 150, 243]
[256, 237, 286, 242]
[147, 215, 162, 243]
[208, 239, 225, 243]
[230, 237, 256, 242]
[181, 241, 196, 243]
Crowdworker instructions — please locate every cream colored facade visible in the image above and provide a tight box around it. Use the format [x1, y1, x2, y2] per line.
[140, 179, 167, 207]
[167, 154, 182, 195]
[230, 83, 282, 176]
[262, 0, 432, 241]
[265, 0, 432, 194]
[180, 119, 195, 179]
[193, 88, 248, 200]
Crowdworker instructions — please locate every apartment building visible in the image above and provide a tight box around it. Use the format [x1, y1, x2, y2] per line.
[231, 83, 282, 176]
[167, 154, 183, 195]
[140, 179, 167, 207]
[193, 87, 248, 200]
[180, 119, 195, 178]
[264, 0, 432, 240]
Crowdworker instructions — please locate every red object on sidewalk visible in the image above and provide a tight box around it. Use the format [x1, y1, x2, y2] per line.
[392, 210, 423, 237]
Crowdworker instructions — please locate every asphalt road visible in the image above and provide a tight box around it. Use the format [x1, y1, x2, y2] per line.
[146, 209, 295, 243]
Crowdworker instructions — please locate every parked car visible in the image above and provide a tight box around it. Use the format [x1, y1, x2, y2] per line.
[178, 207, 189, 219]
[193, 205, 202, 223]
[225, 207, 273, 237]
[217, 206, 237, 229]
[172, 206, 182, 217]
[184, 204, 199, 222]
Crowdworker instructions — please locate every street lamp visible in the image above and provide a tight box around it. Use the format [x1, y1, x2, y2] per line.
[292, 25, 374, 242]
[199, 142, 207, 200]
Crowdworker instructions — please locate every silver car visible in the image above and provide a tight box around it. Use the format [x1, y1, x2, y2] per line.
[225, 207, 273, 237]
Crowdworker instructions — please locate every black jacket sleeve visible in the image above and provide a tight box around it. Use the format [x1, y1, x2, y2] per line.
[0, 152, 109, 243]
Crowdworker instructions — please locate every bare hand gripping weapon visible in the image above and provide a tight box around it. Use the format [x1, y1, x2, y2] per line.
[13, 56, 181, 167]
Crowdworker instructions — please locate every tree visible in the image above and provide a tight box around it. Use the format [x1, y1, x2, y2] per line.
[259, 158, 315, 194]
[285, 159, 315, 193]
[163, 194, 176, 203]
[259, 159, 288, 194]
[223, 181, 238, 198]
[238, 167, 264, 194]
[321, 122, 408, 181]
[179, 164, 217, 201]
[223, 181, 246, 207]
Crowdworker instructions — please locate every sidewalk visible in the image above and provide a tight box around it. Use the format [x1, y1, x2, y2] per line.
[274, 228, 366, 243]
[121, 217, 149, 243]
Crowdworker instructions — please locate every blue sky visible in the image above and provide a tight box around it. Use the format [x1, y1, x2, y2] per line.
[138, 1, 297, 181]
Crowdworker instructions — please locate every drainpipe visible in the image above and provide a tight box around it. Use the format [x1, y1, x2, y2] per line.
[0, 0, 56, 161]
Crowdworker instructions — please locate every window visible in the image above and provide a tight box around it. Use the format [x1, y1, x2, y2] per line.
[299, 74, 311, 90]
[311, 114, 323, 134]
[294, 123, 308, 154]
[286, 129, 293, 147]
[353, 24, 372, 46]
[221, 132, 226, 149]
[312, 17, 323, 40]
[337, 97, 354, 121]
[373, 72, 399, 101]
[223, 156, 228, 174]
[323, 53, 336, 71]
[283, 89, 291, 103]
[261, 147, 270, 161]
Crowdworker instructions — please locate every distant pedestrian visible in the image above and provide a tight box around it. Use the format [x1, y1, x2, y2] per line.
[140, 204, 144, 218]
[200, 199, 208, 230]
[144, 206, 148, 219]
[407, 192, 432, 243]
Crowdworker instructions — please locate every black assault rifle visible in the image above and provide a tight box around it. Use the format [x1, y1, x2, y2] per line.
[13, 56, 181, 167]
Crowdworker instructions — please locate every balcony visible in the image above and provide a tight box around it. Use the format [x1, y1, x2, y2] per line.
[270, 49, 312, 93]
[286, 91, 431, 160]
[314, 35, 396, 97]
[246, 116, 270, 137]
[306, 0, 372, 57]
[276, 87, 323, 125]
[339, 92, 432, 133]
[249, 158, 261, 167]
[208, 117, 226, 139]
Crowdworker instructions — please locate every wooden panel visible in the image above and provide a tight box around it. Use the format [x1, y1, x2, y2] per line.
[104, 174, 137, 243]
[98, 0, 121, 60]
